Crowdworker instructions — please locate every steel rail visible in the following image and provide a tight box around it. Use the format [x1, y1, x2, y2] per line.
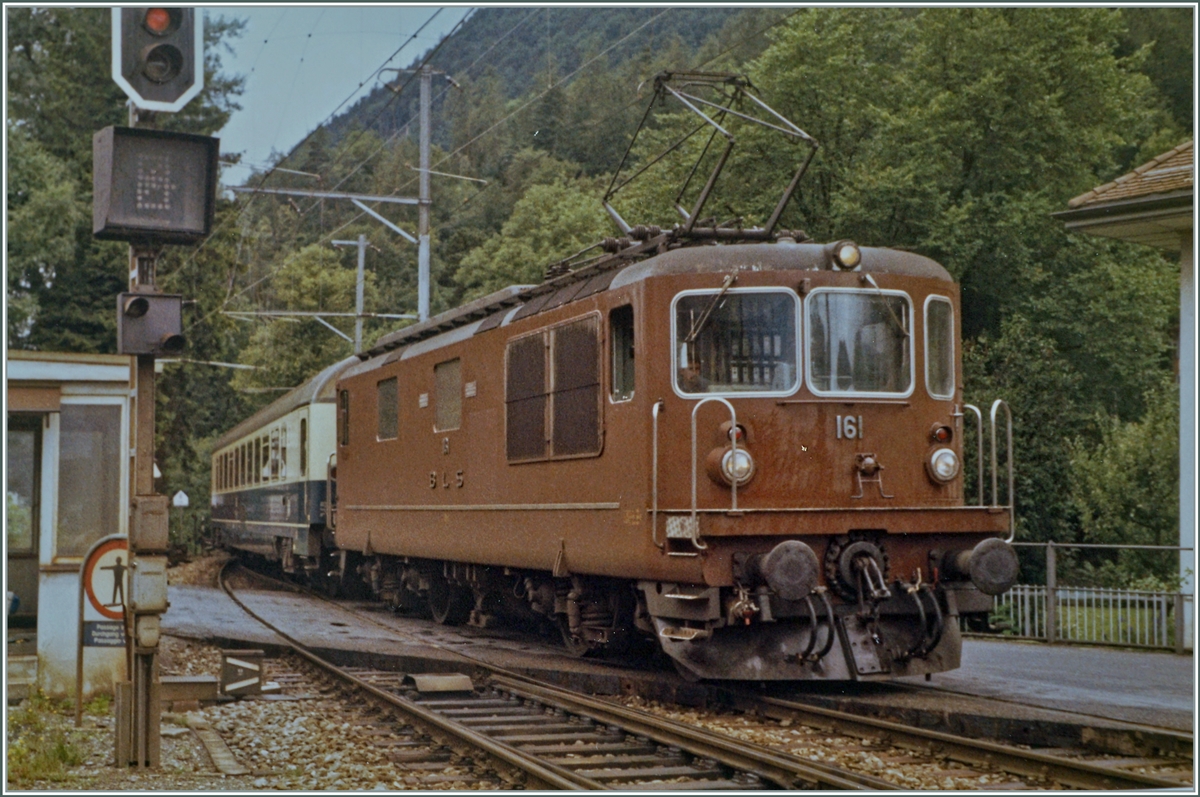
[718, 688, 1187, 791]
[220, 562, 891, 790]
[217, 562, 600, 790]
[223, 560, 1189, 790]
[490, 674, 890, 790]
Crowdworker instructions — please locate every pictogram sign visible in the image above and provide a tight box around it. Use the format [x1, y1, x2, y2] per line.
[83, 537, 130, 621]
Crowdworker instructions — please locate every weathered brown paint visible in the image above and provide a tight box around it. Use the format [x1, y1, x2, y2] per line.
[335, 243, 1009, 592]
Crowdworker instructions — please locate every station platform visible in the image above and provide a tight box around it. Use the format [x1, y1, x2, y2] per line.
[161, 579, 1194, 751]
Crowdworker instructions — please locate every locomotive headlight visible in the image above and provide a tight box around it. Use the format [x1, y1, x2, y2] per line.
[832, 240, 862, 270]
[721, 448, 756, 486]
[928, 447, 960, 483]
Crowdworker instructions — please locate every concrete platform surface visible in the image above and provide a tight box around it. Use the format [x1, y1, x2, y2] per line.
[907, 638, 1194, 731]
[163, 582, 1194, 738]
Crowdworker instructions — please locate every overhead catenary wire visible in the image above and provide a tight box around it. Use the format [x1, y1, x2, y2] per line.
[181, 11, 476, 333]
[162, 7, 458, 292]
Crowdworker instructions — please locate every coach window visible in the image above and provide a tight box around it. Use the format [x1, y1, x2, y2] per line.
[339, 390, 350, 446]
[280, 426, 288, 479]
[300, 418, 308, 476]
[270, 430, 281, 479]
[925, 296, 955, 399]
[610, 305, 635, 402]
[673, 289, 799, 395]
[434, 359, 462, 432]
[807, 288, 913, 397]
[240, 444, 247, 486]
[377, 377, 398, 440]
[255, 438, 263, 484]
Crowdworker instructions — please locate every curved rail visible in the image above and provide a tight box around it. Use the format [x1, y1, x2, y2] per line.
[217, 562, 598, 790]
[221, 560, 1189, 791]
[219, 561, 890, 790]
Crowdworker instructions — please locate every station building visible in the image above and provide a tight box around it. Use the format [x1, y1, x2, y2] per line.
[7, 350, 137, 698]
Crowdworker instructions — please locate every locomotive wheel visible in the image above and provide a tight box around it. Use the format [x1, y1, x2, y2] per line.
[427, 574, 472, 625]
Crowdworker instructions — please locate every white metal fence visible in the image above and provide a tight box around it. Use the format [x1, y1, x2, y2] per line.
[977, 584, 1189, 650]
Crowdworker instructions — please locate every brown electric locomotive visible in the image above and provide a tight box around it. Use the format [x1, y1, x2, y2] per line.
[215, 73, 1018, 680]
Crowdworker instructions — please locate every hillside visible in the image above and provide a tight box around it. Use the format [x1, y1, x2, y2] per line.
[325, 7, 746, 145]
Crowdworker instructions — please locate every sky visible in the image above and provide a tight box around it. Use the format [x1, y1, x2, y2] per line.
[204, 6, 473, 187]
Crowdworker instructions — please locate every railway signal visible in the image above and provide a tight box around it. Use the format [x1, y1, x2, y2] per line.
[98, 8, 207, 767]
[112, 8, 203, 112]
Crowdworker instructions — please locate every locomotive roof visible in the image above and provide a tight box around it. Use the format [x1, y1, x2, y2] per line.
[353, 240, 951, 368]
[213, 355, 359, 452]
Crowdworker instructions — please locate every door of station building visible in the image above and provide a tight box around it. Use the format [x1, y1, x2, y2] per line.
[6, 414, 42, 622]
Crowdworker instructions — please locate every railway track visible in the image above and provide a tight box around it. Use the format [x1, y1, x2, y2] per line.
[217, 561, 1192, 790]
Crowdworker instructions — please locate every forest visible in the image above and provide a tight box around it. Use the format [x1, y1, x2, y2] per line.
[6, 7, 1191, 587]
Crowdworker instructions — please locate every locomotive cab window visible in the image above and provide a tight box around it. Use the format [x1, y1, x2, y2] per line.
[610, 305, 635, 402]
[434, 359, 462, 432]
[807, 288, 913, 396]
[924, 296, 955, 399]
[673, 289, 799, 395]
[377, 376, 398, 440]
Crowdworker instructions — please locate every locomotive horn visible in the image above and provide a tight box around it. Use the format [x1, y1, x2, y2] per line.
[748, 540, 820, 602]
[946, 538, 1019, 596]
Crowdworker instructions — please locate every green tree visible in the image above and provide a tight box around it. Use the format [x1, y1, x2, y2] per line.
[1068, 377, 1181, 587]
[231, 244, 379, 392]
[454, 172, 611, 299]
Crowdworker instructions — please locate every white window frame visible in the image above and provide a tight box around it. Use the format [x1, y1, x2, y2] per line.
[670, 287, 803, 400]
[924, 294, 956, 400]
[804, 286, 915, 399]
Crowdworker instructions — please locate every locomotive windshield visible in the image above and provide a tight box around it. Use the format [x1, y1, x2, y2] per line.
[807, 289, 913, 395]
[674, 290, 798, 395]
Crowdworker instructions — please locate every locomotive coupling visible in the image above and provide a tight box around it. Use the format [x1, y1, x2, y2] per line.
[739, 540, 820, 601]
[944, 538, 1019, 596]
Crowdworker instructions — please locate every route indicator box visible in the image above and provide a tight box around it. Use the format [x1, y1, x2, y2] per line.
[93, 126, 219, 244]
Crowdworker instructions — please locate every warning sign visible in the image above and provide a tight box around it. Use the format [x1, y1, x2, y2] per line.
[83, 621, 126, 647]
[83, 537, 129, 621]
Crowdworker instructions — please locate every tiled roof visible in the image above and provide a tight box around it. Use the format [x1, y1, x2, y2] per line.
[1068, 140, 1193, 209]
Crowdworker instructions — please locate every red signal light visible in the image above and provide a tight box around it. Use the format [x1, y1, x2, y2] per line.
[144, 8, 173, 35]
[932, 425, 952, 444]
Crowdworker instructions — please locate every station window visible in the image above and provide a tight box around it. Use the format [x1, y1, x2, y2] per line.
[377, 377, 398, 440]
[56, 404, 122, 557]
[505, 315, 601, 461]
[610, 305, 635, 402]
[434, 359, 462, 432]
[925, 296, 955, 399]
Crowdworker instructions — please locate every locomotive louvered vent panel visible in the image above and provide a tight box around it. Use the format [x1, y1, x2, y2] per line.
[506, 333, 548, 460]
[552, 317, 601, 456]
[377, 377, 398, 440]
[434, 359, 462, 432]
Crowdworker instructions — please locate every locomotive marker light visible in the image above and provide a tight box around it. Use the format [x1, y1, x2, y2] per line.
[112, 8, 203, 111]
